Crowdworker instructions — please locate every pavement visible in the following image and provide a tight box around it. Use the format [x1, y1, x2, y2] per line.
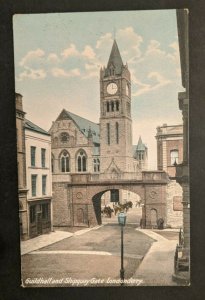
[21, 207, 179, 286]
[20, 226, 103, 255]
[132, 229, 178, 286]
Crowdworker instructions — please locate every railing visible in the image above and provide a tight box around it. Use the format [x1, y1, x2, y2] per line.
[174, 228, 189, 274]
[142, 171, 169, 181]
[52, 173, 72, 182]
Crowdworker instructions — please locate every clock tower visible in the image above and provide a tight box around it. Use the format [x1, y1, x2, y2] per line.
[99, 40, 133, 174]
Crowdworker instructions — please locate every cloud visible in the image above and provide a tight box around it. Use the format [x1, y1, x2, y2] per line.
[19, 48, 45, 67]
[61, 43, 79, 58]
[51, 67, 80, 77]
[145, 40, 166, 57]
[47, 53, 60, 64]
[96, 32, 112, 49]
[17, 67, 46, 81]
[131, 70, 171, 97]
[82, 45, 96, 60]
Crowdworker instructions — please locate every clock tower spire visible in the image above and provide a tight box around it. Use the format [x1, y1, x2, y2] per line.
[99, 39, 133, 174]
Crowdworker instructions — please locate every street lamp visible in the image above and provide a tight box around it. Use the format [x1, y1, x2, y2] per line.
[118, 212, 127, 286]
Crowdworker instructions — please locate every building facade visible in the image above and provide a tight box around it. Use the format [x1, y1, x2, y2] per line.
[16, 93, 28, 240]
[156, 123, 183, 228]
[25, 119, 53, 238]
[50, 40, 148, 228]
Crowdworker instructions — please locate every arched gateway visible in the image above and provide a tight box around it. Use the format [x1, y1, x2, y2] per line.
[52, 171, 169, 229]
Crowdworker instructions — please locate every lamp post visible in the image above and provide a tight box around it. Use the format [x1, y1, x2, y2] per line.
[118, 212, 127, 286]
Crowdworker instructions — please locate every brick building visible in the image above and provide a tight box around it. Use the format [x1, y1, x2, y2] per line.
[156, 124, 183, 228]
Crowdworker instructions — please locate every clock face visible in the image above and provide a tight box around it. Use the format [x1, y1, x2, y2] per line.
[107, 82, 118, 95]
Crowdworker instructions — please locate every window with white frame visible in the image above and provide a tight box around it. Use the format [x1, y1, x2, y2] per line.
[170, 149, 179, 165]
[31, 175, 37, 196]
[31, 146, 36, 167]
[41, 148, 46, 167]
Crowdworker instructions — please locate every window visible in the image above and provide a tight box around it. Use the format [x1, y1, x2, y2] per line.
[107, 123, 110, 145]
[61, 132, 69, 143]
[31, 175, 37, 197]
[116, 122, 119, 144]
[42, 203, 49, 219]
[42, 175, 47, 195]
[170, 150, 179, 165]
[41, 148, 46, 167]
[31, 146, 36, 167]
[107, 102, 110, 112]
[60, 151, 70, 172]
[111, 101, 114, 112]
[30, 206, 36, 223]
[51, 154, 54, 173]
[93, 158, 100, 172]
[116, 101, 119, 111]
[77, 150, 87, 172]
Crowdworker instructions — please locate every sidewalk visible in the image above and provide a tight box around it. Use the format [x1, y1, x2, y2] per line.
[21, 225, 103, 255]
[132, 229, 178, 286]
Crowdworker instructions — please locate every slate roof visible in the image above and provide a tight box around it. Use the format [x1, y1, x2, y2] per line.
[107, 40, 124, 75]
[57, 109, 100, 144]
[25, 119, 50, 136]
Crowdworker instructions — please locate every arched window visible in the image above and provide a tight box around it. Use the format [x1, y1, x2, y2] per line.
[116, 122, 119, 144]
[93, 158, 100, 172]
[111, 101, 114, 111]
[107, 102, 110, 112]
[77, 150, 87, 172]
[116, 101, 119, 111]
[60, 150, 70, 172]
[170, 150, 179, 165]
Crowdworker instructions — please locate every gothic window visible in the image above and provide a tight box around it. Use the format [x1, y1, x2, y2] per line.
[77, 150, 87, 172]
[116, 122, 119, 144]
[93, 158, 100, 172]
[116, 101, 119, 111]
[111, 101, 114, 112]
[60, 132, 69, 143]
[107, 101, 110, 112]
[170, 150, 179, 165]
[107, 123, 110, 145]
[60, 150, 70, 172]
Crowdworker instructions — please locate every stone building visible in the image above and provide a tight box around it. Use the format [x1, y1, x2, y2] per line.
[50, 40, 148, 228]
[16, 93, 28, 240]
[156, 124, 183, 228]
[156, 124, 183, 178]
[173, 8, 190, 283]
[25, 119, 53, 238]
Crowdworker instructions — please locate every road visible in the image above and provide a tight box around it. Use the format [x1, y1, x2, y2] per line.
[21, 207, 155, 287]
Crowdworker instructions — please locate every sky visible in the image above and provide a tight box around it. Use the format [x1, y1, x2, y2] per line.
[13, 10, 184, 169]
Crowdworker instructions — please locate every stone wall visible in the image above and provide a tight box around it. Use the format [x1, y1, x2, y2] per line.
[166, 180, 183, 228]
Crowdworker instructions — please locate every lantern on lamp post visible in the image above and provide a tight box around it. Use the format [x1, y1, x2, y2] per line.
[118, 212, 127, 286]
